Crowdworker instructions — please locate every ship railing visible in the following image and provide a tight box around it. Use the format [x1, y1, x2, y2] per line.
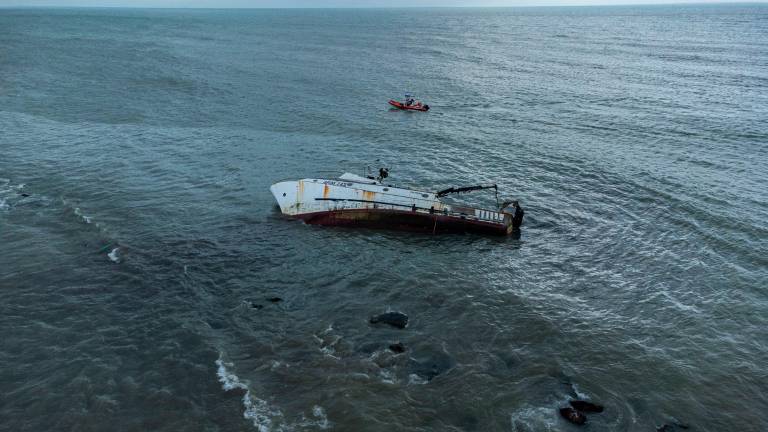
[317, 199, 507, 224]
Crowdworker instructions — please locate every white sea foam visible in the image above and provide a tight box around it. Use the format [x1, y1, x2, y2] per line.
[320, 347, 339, 359]
[319, 336, 341, 359]
[311, 405, 331, 430]
[0, 179, 18, 211]
[74, 207, 93, 224]
[571, 383, 589, 400]
[108, 248, 120, 263]
[216, 354, 335, 431]
[378, 369, 396, 385]
[216, 356, 284, 432]
[314, 327, 341, 359]
[662, 291, 701, 313]
[294, 405, 332, 430]
[509, 405, 559, 432]
[407, 373, 428, 385]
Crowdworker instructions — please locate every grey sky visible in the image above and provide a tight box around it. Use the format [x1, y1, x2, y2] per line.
[0, 0, 760, 7]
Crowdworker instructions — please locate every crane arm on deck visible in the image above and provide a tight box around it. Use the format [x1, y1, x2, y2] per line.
[436, 184, 497, 197]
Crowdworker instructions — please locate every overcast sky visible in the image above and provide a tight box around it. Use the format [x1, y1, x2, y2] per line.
[0, 0, 759, 7]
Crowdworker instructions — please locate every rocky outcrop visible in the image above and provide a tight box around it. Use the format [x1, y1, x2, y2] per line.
[408, 350, 454, 381]
[569, 400, 604, 413]
[559, 407, 587, 425]
[369, 312, 408, 329]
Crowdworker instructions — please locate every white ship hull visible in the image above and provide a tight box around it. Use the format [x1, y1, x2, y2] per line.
[270, 173, 517, 235]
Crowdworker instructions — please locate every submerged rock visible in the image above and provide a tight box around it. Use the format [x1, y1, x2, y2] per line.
[369, 312, 408, 329]
[355, 341, 406, 356]
[356, 341, 382, 355]
[552, 371, 579, 398]
[570, 400, 604, 413]
[408, 350, 455, 381]
[559, 407, 587, 425]
[207, 320, 226, 330]
[267, 297, 283, 303]
[657, 423, 690, 432]
[20, 193, 30, 197]
[424, 292, 448, 308]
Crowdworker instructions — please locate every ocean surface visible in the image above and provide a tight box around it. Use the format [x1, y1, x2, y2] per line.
[1, 4, 767, 431]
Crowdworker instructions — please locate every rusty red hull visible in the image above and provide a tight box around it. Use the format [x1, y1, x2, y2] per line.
[292, 208, 511, 236]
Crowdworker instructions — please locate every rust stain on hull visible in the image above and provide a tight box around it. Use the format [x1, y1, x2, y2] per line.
[362, 190, 375, 201]
[296, 208, 510, 236]
[323, 184, 330, 199]
[295, 180, 305, 211]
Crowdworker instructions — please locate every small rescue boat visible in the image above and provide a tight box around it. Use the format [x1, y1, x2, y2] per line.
[389, 94, 429, 111]
[270, 169, 524, 236]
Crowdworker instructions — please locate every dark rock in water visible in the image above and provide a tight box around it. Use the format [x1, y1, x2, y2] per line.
[412, 364, 443, 381]
[657, 423, 690, 432]
[267, 297, 283, 303]
[496, 350, 521, 369]
[570, 400, 604, 413]
[559, 408, 586, 425]
[20, 193, 30, 197]
[356, 341, 406, 355]
[457, 413, 479, 431]
[207, 320, 226, 330]
[369, 311, 408, 329]
[548, 369, 578, 397]
[409, 350, 455, 381]
[251, 303, 264, 310]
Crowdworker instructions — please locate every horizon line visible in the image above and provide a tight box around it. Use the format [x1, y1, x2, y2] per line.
[1, 1, 766, 10]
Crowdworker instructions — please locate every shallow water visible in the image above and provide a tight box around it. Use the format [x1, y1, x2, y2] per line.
[1, 4, 767, 431]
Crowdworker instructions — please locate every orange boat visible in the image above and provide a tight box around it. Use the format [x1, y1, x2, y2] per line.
[389, 95, 429, 111]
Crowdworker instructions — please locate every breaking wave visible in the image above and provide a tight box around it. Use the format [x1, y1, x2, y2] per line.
[107, 247, 120, 263]
[302, 406, 331, 430]
[509, 405, 559, 432]
[215, 354, 332, 431]
[216, 355, 284, 432]
[313, 324, 341, 360]
[0, 178, 25, 211]
[74, 207, 93, 224]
